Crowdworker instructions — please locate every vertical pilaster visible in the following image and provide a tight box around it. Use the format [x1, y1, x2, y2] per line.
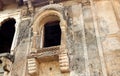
[68, 3, 86, 76]
[90, 0, 108, 76]
[81, 4, 90, 76]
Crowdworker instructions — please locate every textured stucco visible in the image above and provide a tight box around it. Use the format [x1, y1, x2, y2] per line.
[0, 0, 120, 76]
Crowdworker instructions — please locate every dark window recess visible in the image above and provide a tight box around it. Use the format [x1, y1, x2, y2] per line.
[44, 21, 61, 47]
[0, 18, 16, 53]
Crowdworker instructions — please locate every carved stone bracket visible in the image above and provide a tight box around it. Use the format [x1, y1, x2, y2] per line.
[29, 46, 60, 59]
[27, 58, 39, 76]
[59, 52, 70, 73]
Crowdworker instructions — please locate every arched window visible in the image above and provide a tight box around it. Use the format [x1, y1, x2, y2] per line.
[31, 10, 69, 72]
[0, 18, 16, 53]
[28, 7, 69, 75]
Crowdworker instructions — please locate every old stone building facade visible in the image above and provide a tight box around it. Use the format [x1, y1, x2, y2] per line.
[0, 0, 120, 76]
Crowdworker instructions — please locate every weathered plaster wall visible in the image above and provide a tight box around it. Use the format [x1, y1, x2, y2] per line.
[0, 5, 20, 76]
[1, 0, 119, 76]
[67, 4, 86, 76]
[66, 2, 103, 76]
[83, 5, 103, 76]
[66, 0, 120, 76]
[11, 19, 31, 76]
[95, 1, 120, 76]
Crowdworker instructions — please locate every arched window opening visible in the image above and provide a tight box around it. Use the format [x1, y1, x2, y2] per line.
[43, 20, 61, 47]
[0, 18, 16, 53]
[28, 9, 70, 75]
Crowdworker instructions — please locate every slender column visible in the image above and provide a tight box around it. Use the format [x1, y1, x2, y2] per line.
[81, 4, 90, 76]
[60, 20, 67, 53]
[31, 32, 37, 53]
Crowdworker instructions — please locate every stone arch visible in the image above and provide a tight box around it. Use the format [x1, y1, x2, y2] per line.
[33, 10, 67, 33]
[33, 4, 65, 32]
[34, 4, 64, 20]
[32, 4, 67, 50]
